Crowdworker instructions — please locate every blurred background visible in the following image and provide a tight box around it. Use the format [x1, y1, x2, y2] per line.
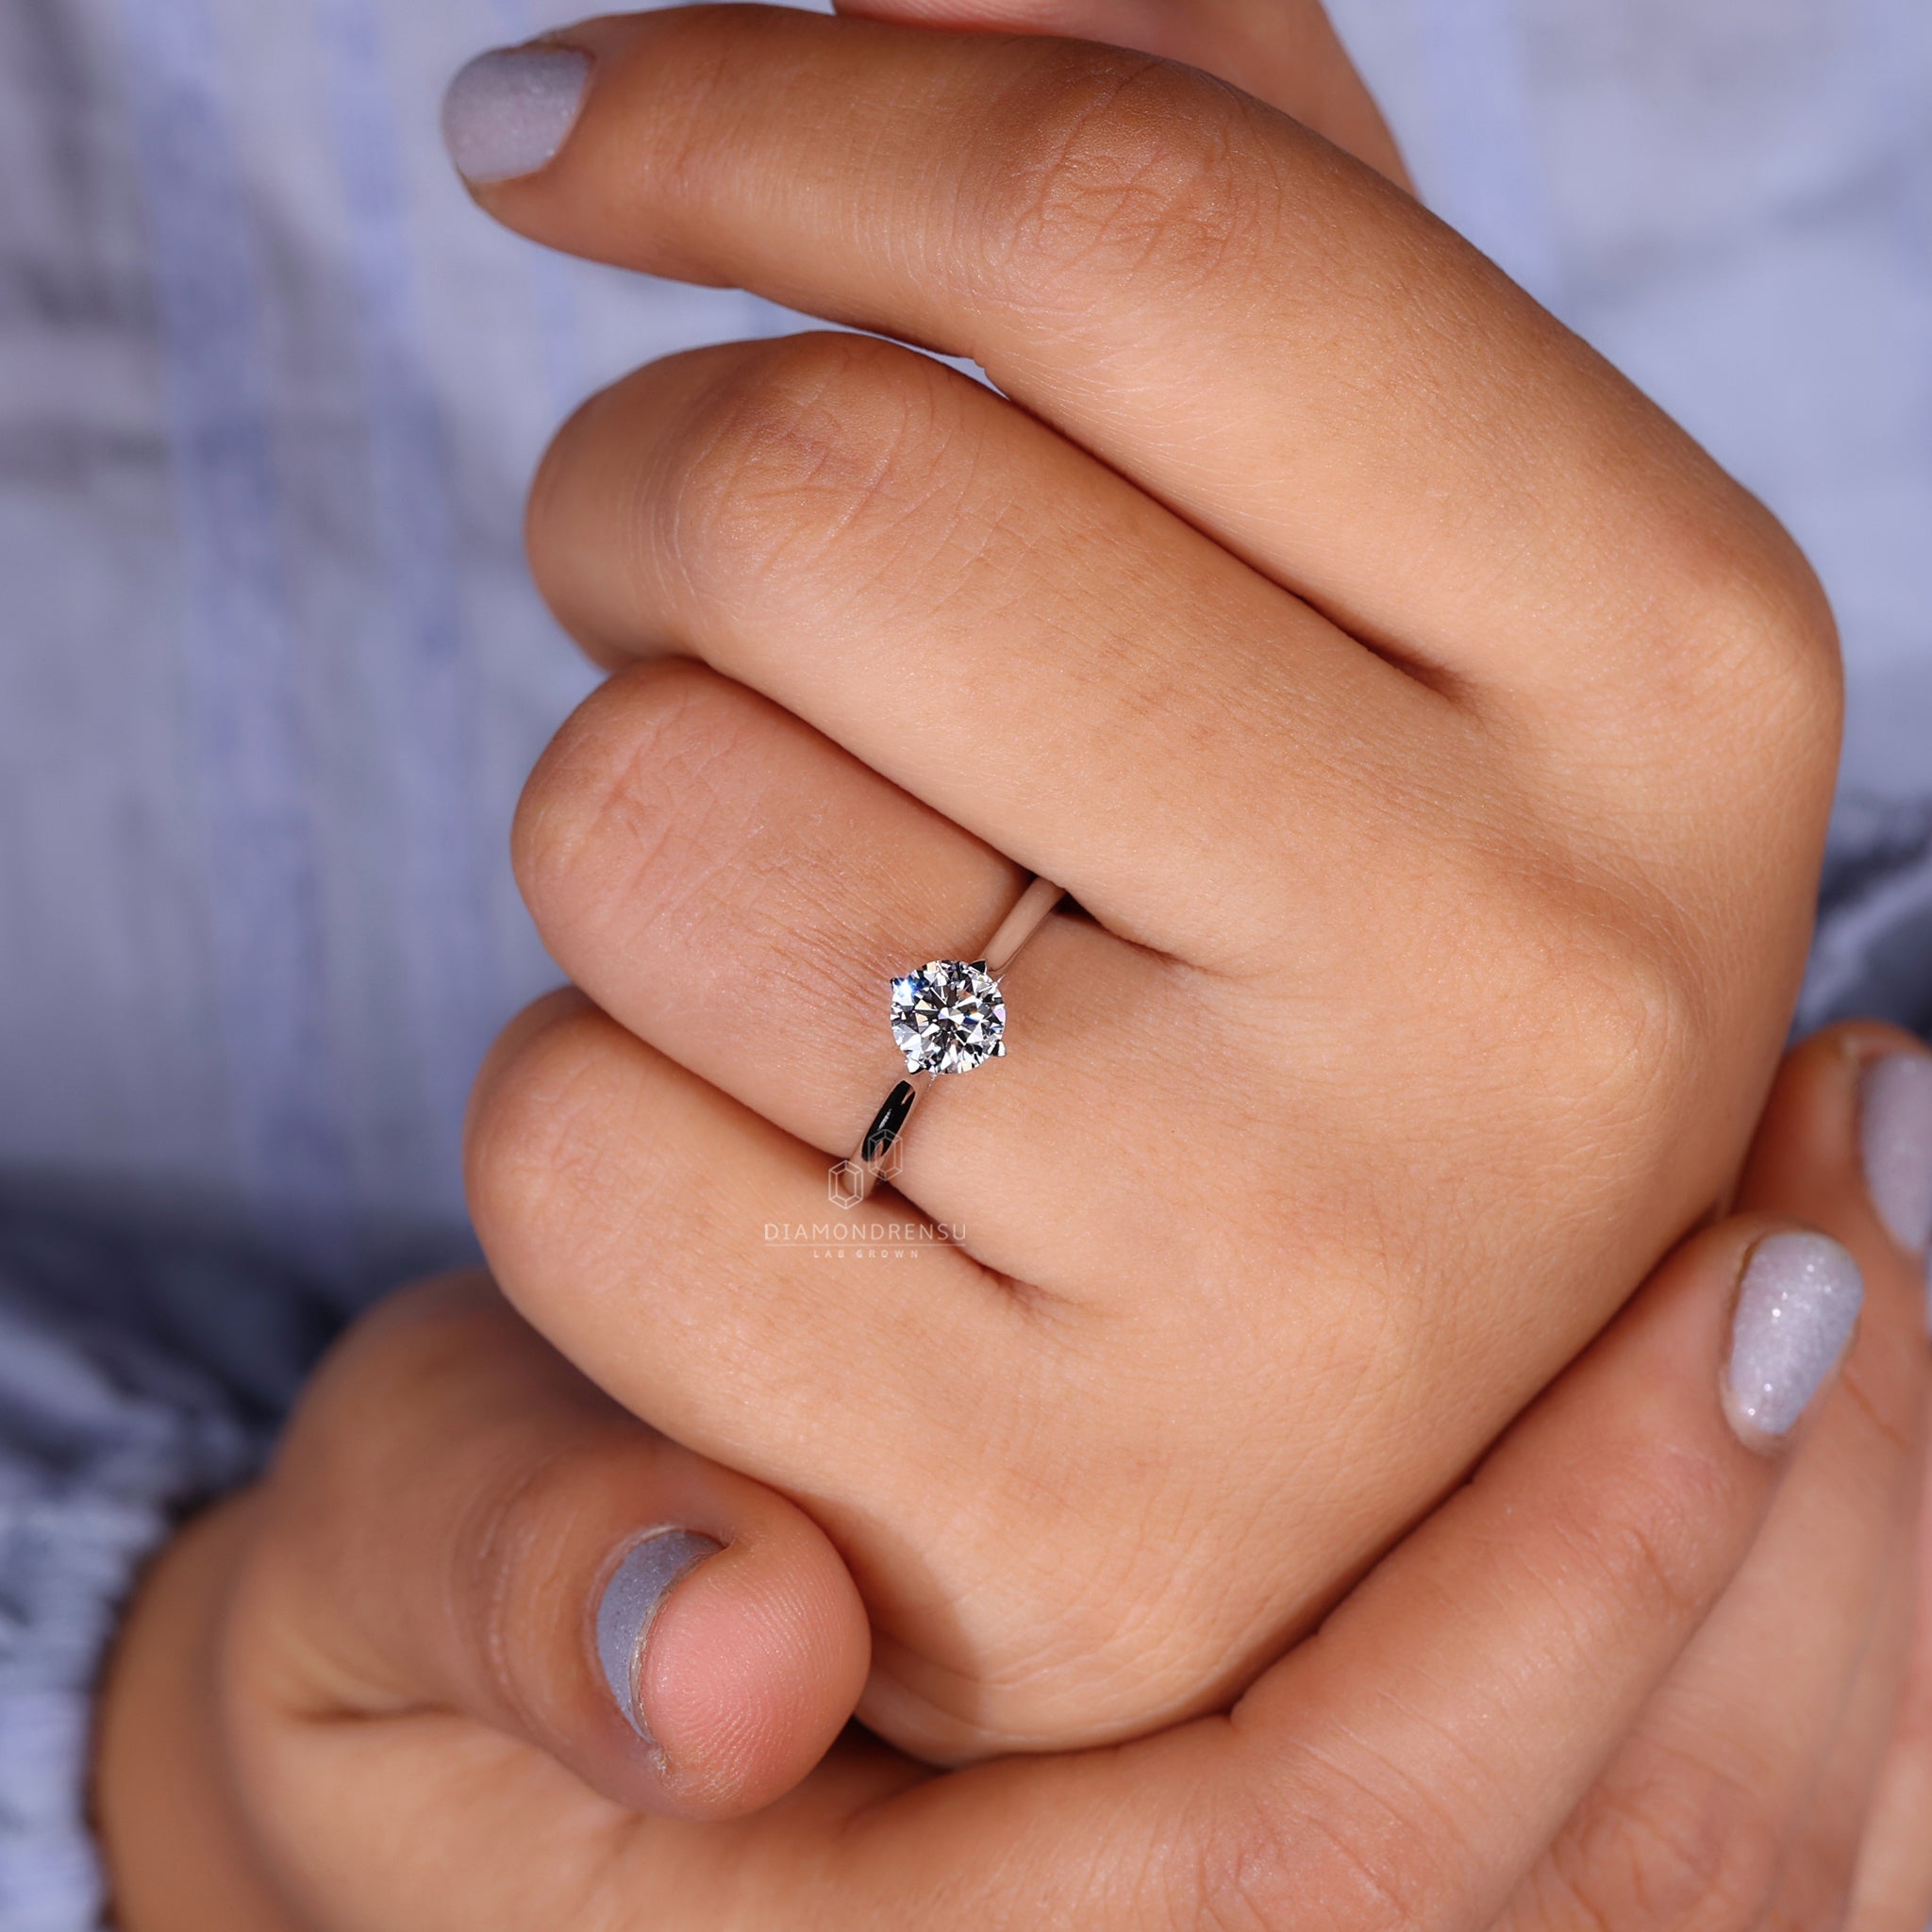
[2, 0, 1927, 1295]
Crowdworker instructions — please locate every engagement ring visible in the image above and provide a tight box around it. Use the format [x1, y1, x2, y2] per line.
[834, 874, 1063, 1206]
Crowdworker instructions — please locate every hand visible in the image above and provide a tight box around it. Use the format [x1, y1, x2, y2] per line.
[98, 1026, 1932, 1929]
[451, 0, 1842, 1756]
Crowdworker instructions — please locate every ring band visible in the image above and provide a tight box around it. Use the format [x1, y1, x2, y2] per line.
[835, 874, 1064, 1206]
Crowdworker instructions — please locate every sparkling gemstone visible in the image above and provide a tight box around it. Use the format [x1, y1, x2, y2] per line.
[890, 959, 1007, 1074]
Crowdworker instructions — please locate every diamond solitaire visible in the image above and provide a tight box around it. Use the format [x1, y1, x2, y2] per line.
[890, 959, 1007, 1075]
[839, 876, 1060, 1207]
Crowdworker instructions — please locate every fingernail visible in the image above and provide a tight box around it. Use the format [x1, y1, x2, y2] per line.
[441, 44, 591, 185]
[1724, 1231, 1863, 1442]
[595, 1529, 722, 1741]
[1858, 1053, 1932, 1256]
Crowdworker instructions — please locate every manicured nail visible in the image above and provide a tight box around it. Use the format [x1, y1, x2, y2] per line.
[1724, 1231, 1863, 1442]
[441, 45, 591, 185]
[1859, 1053, 1932, 1256]
[595, 1529, 722, 1741]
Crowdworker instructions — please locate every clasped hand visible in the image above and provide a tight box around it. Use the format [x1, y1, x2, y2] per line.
[98, 2, 1931, 1926]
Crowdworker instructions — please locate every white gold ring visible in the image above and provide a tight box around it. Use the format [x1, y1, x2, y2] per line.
[837, 874, 1063, 1205]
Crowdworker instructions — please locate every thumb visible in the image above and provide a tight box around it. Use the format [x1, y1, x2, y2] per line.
[226, 1274, 869, 1824]
[834, 0, 1410, 186]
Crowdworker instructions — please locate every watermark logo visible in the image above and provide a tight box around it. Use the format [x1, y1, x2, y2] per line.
[765, 1217, 965, 1261]
[826, 1155, 874, 1210]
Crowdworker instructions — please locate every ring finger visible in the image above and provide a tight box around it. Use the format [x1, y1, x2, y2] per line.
[512, 652, 1232, 1279]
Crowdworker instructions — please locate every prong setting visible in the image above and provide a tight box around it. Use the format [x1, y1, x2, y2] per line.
[889, 959, 1007, 1074]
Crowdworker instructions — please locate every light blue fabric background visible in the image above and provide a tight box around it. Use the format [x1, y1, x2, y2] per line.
[2, 0, 1928, 1288]
[1, 3, 1929, 1924]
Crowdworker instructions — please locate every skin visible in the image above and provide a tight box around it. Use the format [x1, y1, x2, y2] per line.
[458, 0, 1841, 1758]
[98, 1025, 1932, 1928]
[94, 6, 1932, 1924]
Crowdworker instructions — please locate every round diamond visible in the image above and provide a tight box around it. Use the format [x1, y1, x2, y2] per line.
[890, 959, 1007, 1075]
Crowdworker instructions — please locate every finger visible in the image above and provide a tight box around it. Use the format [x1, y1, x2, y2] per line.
[225, 1272, 870, 1824]
[511, 657, 1223, 1274]
[96, 1497, 314, 1932]
[478, 969, 1667, 1763]
[836, 0, 1408, 183]
[470, 979, 1496, 1763]
[525, 330, 1455, 963]
[447, 6, 1824, 732]
[359, 1185, 1872, 1932]
[1202, 1230, 1863, 1925]
[1492, 1024, 1932, 1931]
[760, 1213, 1866, 1928]
[463, 988, 1017, 1433]
[1849, 1422, 1932, 1929]
[1737, 1027, 1932, 1926]
[196, 1213, 1874, 1932]
[1771, 1541, 1918, 1929]
[463, 988, 1149, 1756]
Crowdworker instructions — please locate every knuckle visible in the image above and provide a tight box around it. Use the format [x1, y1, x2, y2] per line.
[1441, 851, 1709, 1158]
[1549, 1741, 1785, 1930]
[1647, 508, 1844, 778]
[1535, 910, 1705, 1136]
[525, 370, 668, 656]
[510, 663, 914, 1037]
[525, 376, 612, 584]
[276, 1277, 498, 1506]
[464, 992, 643, 1262]
[1187, 1773, 1461, 1932]
[458, 1431, 628, 1738]
[967, 51, 1264, 314]
[662, 331, 947, 591]
[531, 334, 963, 643]
[1545, 1439, 1735, 1634]
[242, 1283, 513, 1654]
[511, 659, 751, 942]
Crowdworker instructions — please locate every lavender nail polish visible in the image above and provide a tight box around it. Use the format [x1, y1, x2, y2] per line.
[595, 1529, 721, 1740]
[441, 45, 591, 185]
[1859, 1053, 1932, 1256]
[1724, 1232, 1863, 1442]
